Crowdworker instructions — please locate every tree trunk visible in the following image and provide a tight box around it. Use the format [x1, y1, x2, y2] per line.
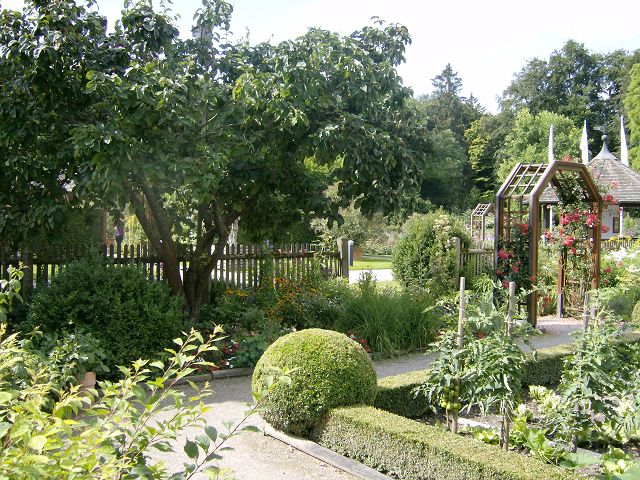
[183, 231, 230, 322]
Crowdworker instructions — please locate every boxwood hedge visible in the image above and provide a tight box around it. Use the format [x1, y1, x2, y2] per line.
[313, 406, 578, 480]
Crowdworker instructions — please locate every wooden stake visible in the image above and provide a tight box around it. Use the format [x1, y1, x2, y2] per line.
[500, 281, 516, 450]
[582, 292, 590, 332]
[452, 277, 466, 434]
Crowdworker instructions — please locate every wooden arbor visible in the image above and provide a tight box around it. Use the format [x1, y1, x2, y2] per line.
[495, 160, 603, 326]
[471, 203, 494, 246]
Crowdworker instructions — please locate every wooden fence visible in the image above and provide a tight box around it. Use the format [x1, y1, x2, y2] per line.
[460, 248, 494, 278]
[602, 238, 639, 251]
[0, 241, 347, 295]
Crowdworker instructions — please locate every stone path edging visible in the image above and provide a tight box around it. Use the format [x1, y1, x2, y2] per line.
[263, 424, 393, 480]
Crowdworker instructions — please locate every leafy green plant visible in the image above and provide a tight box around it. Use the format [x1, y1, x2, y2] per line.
[33, 330, 110, 391]
[0, 266, 22, 323]
[0, 326, 291, 479]
[468, 425, 500, 445]
[22, 258, 186, 379]
[392, 211, 469, 296]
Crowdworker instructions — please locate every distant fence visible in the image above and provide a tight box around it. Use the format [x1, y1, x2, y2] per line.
[0, 241, 348, 295]
[602, 238, 639, 252]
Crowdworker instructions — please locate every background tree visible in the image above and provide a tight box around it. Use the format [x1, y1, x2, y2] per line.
[624, 63, 640, 170]
[0, 0, 429, 319]
[495, 108, 580, 182]
[500, 40, 640, 151]
[416, 64, 483, 144]
[464, 111, 514, 196]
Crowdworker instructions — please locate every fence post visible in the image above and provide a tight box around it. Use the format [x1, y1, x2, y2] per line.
[451, 236, 461, 288]
[337, 237, 349, 279]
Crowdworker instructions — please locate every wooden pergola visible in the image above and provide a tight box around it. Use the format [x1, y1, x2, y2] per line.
[495, 160, 603, 326]
[471, 203, 493, 246]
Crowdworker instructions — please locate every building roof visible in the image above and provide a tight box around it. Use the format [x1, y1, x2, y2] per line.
[589, 157, 640, 205]
[540, 136, 640, 206]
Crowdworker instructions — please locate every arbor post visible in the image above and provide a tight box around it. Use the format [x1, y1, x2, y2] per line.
[337, 237, 349, 279]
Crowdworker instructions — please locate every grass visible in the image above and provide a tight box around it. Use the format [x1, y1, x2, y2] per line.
[351, 255, 392, 270]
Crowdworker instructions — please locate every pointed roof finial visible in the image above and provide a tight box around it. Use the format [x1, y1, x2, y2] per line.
[593, 134, 618, 161]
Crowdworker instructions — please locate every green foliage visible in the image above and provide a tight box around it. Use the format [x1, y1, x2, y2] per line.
[334, 274, 440, 355]
[22, 259, 186, 379]
[464, 112, 514, 195]
[0, 0, 430, 318]
[199, 274, 439, 362]
[33, 330, 110, 390]
[252, 328, 377, 436]
[0, 327, 288, 479]
[0, 266, 23, 323]
[392, 211, 469, 295]
[313, 406, 578, 480]
[420, 129, 468, 211]
[374, 333, 640, 420]
[624, 63, 640, 170]
[496, 108, 580, 182]
[501, 40, 640, 143]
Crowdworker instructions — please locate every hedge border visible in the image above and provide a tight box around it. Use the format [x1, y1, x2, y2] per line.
[375, 332, 640, 418]
[313, 406, 578, 480]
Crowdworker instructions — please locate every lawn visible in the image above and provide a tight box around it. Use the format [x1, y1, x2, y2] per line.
[351, 255, 392, 270]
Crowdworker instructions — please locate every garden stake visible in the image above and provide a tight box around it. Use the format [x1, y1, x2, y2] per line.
[500, 281, 516, 450]
[451, 276, 466, 434]
[582, 292, 590, 331]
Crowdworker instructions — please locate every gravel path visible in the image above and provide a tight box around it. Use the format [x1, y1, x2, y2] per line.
[160, 319, 581, 479]
[348, 268, 393, 284]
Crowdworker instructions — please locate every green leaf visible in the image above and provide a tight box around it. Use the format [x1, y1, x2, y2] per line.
[184, 440, 199, 459]
[28, 435, 48, 453]
[204, 426, 218, 441]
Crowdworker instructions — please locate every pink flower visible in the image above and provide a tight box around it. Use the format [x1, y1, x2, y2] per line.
[498, 249, 509, 260]
[544, 230, 553, 240]
[562, 236, 575, 247]
[560, 215, 570, 226]
[604, 266, 612, 274]
[512, 266, 519, 273]
[586, 213, 598, 227]
[602, 225, 610, 233]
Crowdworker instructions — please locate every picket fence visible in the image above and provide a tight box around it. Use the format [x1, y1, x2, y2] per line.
[0, 242, 345, 294]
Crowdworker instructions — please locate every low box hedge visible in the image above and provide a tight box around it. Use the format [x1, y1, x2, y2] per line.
[313, 406, 578, 480]
[375, 332, 640, 418]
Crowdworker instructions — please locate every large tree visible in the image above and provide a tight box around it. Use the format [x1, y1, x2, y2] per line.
[495, 108, 580, 182]
[0, 0, 429, 318]
[415, 63, 483, 144]
[500, 40, 640, 147]
[624, 63, 640, 169]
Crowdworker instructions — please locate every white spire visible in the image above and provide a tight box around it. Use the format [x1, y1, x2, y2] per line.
[580, 120, 589, 164]
[548, 124, 554, 162]
[621, 115, 629, 166]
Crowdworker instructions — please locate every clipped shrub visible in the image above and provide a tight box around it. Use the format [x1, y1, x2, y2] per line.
[313, 406, 577, 480]
[633, 301, 640, 326]
[392, 211, 469, 296]
[22, 258, 185, 379]
[252, 328, 377, 436]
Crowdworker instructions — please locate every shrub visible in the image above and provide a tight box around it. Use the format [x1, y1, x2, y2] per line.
[392, 211, 469, 296]
[313, 406, 578, 480]
[252, 328, 377, 436]
[22, 258, 186, 379]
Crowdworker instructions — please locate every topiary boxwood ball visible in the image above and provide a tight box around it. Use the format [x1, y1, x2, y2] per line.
[252, 328, 377, 436]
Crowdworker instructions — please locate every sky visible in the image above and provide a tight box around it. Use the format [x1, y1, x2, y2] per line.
[3, 0, 640, 112]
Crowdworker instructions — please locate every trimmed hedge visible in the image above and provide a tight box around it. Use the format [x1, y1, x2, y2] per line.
[375, 332, 640, 418]
[313, 406, 578, 480]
